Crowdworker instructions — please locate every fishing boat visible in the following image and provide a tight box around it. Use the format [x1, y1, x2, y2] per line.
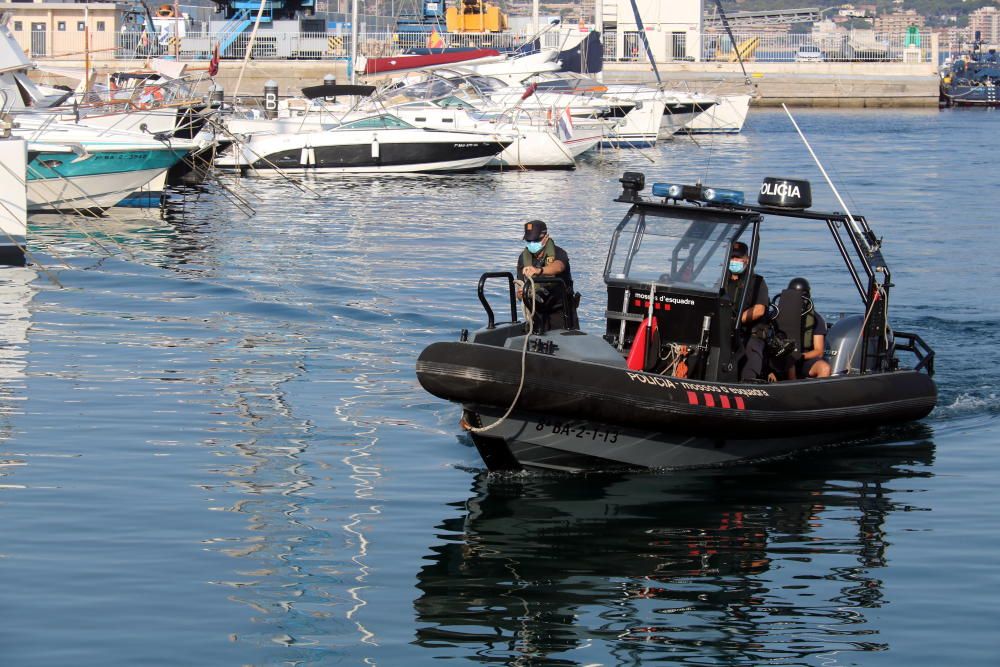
[416, 172, 936, 472]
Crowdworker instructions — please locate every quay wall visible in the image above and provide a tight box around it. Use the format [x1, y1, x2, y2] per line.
[30, 60, 940, 108]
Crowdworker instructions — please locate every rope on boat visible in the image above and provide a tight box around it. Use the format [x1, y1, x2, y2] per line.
[467, 274, 538, 435]
[23, 162, 138, 260]
[201, 116, 321, 197]
[845, 284, 888, 374]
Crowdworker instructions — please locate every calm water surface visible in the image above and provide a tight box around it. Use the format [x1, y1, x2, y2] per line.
[0, 109, 997, 665]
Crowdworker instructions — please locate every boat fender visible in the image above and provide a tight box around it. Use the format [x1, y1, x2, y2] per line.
[626, 316, 659, 372]
[371, 136, 380, 160]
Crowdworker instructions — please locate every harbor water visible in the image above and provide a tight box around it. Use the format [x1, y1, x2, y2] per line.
[1, 108, 997, 665]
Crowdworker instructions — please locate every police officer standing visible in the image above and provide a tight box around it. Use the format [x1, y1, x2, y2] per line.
[517, 220, 574, 330]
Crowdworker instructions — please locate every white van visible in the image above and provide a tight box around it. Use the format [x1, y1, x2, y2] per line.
[795, 44, 824, 62]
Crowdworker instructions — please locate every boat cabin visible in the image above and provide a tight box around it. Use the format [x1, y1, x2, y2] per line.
[602, 171, 933, 382]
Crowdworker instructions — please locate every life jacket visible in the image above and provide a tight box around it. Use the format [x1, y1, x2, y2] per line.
[521, 237, 556, 272]
[803, 306, 816, 351]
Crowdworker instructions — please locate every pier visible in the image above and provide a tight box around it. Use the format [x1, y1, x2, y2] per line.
[29, 60, 941, 108]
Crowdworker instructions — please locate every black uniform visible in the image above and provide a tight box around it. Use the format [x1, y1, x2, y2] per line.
[517, 242, 574, 331]
[725, 273, 769, 380]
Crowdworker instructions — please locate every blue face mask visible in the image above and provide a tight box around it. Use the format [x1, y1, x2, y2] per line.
[525, 241, 543, 254]
[729, 259, 746, 274]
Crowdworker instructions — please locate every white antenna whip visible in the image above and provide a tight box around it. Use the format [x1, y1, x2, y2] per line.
[781, 104, 871, 251]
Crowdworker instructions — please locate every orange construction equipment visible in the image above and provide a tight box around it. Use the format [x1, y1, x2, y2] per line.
[445, 0, 508, 33]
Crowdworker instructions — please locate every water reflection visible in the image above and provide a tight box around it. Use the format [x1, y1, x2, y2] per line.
[415, 433, 935, 664]
[0, 266, 36, 493]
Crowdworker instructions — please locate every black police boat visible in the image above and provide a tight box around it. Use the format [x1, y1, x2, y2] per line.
[416, 173, 937, 472]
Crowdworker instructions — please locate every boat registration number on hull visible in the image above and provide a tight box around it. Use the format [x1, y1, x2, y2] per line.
[532, 418, 620, 443]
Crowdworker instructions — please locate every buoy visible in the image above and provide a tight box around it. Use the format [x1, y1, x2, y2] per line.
[156, 4, 174, 18]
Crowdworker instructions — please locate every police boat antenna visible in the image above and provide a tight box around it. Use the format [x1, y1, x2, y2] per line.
[781, 104, 871, 252]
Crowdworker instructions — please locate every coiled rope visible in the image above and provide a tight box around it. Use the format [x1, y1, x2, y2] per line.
[468, 273, 538, 434]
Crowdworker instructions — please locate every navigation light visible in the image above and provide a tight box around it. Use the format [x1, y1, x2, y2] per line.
[702, 187, 745, 205]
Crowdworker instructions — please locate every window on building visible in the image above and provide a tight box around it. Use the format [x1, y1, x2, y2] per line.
[672, 32, 687, 60]
[77, 21, 86, 31]
[96, 21, 106, 32]
[57, 21, 66, 31]
[13, 21, 22, 31]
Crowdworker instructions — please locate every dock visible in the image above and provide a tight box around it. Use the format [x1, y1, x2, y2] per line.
[29, 60, 941, 108]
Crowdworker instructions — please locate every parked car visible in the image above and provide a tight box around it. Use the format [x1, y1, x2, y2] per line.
[795, 44, 824, 62]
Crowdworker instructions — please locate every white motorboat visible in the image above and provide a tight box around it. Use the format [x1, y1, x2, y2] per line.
[680, 93, 753, 135]
[215, 112, 511, 173]
[13, 121, 196, 213]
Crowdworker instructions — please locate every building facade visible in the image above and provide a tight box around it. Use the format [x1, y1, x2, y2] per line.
[597, 0, 703, 62]
[969, 6, 1000, 47]
[873, 10, 924, 34]
[0, 1, 125, 59]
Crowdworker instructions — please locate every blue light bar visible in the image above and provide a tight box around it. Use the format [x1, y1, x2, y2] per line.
[651, 183, 684, 198]
[702, 187, 745, 205]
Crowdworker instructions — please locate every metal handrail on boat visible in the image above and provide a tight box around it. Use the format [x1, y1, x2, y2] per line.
[892, 330, 935, 376]
[477, 272, 519, 330]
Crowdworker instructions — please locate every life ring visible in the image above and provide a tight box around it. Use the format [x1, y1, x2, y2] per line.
[156, 4, 174, 18]
[134, 85, 165, 109]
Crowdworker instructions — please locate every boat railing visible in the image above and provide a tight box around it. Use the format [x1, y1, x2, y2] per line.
[478, 272, 579, 332]
[477, 272, 519, 330]
[892, 330, 935, 376]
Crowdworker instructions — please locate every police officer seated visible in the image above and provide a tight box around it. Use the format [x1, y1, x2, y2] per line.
[768, 277, 832, 380]
[517, 220, 575, 332]
[725, 241, 770, 381]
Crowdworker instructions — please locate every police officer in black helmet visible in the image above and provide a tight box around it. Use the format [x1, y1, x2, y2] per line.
[517, 220, 574, 331]
[784, 278, 832, 379]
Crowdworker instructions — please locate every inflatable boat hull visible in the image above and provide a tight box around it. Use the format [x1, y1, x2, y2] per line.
[416, 341, 937, 472]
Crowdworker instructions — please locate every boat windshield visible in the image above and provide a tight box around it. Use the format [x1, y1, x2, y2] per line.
[338, 114, 414, 129]
[605, 208, 748, 294]
[381, 77, 459, 102]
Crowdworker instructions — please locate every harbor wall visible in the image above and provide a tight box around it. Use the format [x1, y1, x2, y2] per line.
[604, 62, 940, 108]
[30, 60, 940, 107]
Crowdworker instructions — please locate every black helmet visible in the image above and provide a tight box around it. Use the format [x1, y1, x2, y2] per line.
[788, 277, 811, 295]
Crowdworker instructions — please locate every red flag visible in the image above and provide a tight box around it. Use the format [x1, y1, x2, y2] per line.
[208, 43, 220, 77]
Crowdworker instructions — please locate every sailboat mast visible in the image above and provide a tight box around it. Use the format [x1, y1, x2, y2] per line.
[626, 0, 660, 84]
[350, 0, 359, 84]
[594, 0, 603, 82]
[233, 0, 268, 101]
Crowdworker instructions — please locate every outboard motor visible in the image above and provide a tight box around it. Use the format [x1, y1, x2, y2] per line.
[826, 315, 895, 375]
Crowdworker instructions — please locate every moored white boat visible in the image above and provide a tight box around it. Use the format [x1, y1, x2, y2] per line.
[215, 112, 511, 173]
[681, 94, 752, 135]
